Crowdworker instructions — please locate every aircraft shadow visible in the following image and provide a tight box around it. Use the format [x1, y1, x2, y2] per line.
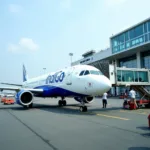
[3, 103, 95, 116]
[0, 103, 124, 116]
[0, 103, 89, 116]
[141, 133, 150, 138]
[31, 104, 123, 116]
[136, 126, 150, 131]
[32, 103, 96, 116]
[128, 147, 150, 150]
[136, 126, 150, 138]
[0, 105, 20, 110]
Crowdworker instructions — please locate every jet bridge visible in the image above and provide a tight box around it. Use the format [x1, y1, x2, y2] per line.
[108, 64, 150, 100]
[114, 67, 150, 86]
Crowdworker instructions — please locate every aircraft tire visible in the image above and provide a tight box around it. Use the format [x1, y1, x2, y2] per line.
[79, 106, 87, 112]
[23, 105, 28, 109]
[84, 106, 87, 112]
[29, 103, 33, 108]
[79, 106, 83, 112]
[58, 100, 63, 107]
[63, 100, 66, 106]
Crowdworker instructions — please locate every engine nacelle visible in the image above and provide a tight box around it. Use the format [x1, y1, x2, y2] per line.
[74, 97, 94, 103]
[15, 90, 33, 106]
[84, 97, 94, 103]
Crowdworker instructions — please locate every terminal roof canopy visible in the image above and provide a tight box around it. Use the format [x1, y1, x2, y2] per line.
[82, 50, 96, 58]
[111, 18, 150, 55]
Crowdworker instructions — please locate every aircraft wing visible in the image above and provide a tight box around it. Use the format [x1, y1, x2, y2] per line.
[0, 87, 20, 91]
[0, 82, 22, 86]
[0, 87, 43, 93]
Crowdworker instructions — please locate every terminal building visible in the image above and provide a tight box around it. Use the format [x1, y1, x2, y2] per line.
[72, 17, 150, 97]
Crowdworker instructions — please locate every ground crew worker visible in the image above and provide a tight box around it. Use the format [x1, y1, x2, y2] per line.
[102, 92, 108, 108]
[129, 88, 138, 109]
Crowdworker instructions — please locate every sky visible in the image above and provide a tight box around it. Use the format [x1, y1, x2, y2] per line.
[0, 0, 150, 84]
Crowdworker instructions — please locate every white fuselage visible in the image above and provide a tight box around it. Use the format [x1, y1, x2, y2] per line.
[22, 65, 111, 97]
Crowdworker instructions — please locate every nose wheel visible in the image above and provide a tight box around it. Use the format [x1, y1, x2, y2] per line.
[79, 106, 87, 112]
[79, 97, 88, 112]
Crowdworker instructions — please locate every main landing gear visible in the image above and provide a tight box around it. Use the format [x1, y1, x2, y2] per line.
[57, 96, 88, 112]
[79, 98, 87, 112]
[29, 103, 33, 108]
[58, 97, 67, 107]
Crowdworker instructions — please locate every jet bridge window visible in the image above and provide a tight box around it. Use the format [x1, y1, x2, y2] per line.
[79, 70, 85, 76]
[84, 70, 90, 75]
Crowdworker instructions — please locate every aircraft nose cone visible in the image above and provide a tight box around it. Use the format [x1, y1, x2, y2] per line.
[100, 76, 112, 92]
[103, 77, 112, 91]
[90, 75, 112, 96]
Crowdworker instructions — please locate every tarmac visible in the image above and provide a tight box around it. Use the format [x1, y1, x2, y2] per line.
[0, 97, 150, 150]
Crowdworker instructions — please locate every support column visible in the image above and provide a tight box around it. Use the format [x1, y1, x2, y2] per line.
[116, 87, 120, 96]
[111, 87, 115, 96]
[115, 59, 119, 67]
[114, 86, 117, 96]
[137, 51, 141, 68]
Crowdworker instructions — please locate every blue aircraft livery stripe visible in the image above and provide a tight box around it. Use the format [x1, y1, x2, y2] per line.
[34, 85, 88, 97]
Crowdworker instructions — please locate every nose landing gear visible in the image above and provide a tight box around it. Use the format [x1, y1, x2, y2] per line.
[79, 98, 87, 112]
[79, 106, 87, 112]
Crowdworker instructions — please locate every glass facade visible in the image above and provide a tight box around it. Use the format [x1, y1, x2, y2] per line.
[141, 50, 150, 69]
[119, 55, 137, 68]
[117, 70, 148, 82]
[111, 20, 150, 54]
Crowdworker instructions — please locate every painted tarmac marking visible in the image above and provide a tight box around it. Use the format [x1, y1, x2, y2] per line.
[95, 113, 130, 120]
[120, 110, 148, 115]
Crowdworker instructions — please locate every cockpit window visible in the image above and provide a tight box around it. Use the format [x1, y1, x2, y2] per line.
[84, 70, 90, 75]
[79, 70, 102, 76]
[90, 70, 102, 75]
[79, 70, 85, 76]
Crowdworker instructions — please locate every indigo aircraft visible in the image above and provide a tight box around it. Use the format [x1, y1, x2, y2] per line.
[0, 64, 111, 112]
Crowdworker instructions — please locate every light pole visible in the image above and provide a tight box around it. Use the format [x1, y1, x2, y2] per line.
[69, 53, 73, 66]
[43, 68, 46, 74]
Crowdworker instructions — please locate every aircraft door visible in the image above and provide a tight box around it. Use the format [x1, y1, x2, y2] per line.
[66, 67, 74, 85]
[84, 71, 93, 93]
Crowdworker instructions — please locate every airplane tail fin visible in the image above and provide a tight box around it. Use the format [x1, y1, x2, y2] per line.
[23, 64, 28, 82]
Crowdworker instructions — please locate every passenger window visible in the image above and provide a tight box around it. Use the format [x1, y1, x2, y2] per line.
[79, 70, 85, 76]
[84, 70, 90, 75]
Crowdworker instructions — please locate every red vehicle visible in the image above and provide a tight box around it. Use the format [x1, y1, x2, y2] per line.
[136, 99, 150, 108]
[1, 96, 7, 103]
[4, 98, 15, 105]
[123, 99, 150, 109]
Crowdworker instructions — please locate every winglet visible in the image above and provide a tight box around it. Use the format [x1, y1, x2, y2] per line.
[23, 64, 28, 82]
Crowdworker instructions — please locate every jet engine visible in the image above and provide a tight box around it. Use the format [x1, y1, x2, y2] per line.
[74, 96, 94, 103]
[15, 90, 33, 106]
